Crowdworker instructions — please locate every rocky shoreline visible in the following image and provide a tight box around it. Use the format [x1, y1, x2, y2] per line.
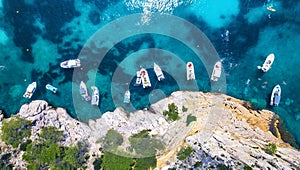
[1, 91, 300, 169]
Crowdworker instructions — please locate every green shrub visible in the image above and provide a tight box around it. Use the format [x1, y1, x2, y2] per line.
[129, 137, 164, 157]
[186, 114, 196, 126]
[101, 152, 133, 170]
[163, 103, 180, 121]
[177, 145, 193, 160]
[182, 106, 188, 112]
[103, 129, 123, 151]
[93, 158, 102, 170]
[39, 126, 63, 145]
[243, 164, 253, 170]
[1, 117, 32, 148]
[134, 156, 157, 170]
[265, 143, 277, 155]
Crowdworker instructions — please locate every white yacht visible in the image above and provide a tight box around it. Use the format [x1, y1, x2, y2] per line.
[154, 63, 165, 81]
[140, 68, 151, 88]
[79, 81, 91, 101]
[123, 90, 130, 103]
[23, 82, 37, 99]
[186, 62, 195, 80]
[134, 71, 142, 86]
[211, 61, 222, 82]
[60, 59, 81, 68]
[257, 53, 275, 72]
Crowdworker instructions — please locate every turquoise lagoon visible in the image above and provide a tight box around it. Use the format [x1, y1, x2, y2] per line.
[0, 0, 299, 146]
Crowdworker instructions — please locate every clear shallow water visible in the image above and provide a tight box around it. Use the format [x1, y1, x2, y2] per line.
[0, 0, 299, 146]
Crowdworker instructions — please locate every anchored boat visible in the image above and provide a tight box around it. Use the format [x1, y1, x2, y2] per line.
[140, 68, 151, 88]
[60, 59, 81, 68]
[23, 82, 37, 99]
[154, 63, 165, 81]
[134, 71, 142, 86]
[257, 53, 275, 72]
[211, 61, 222, 82]
[270, 84, 281, 106]
[91, 86, 99, 106]
[46, 84, 58, 93]
[186, 62, 195, 80]
[79, 81, 91, 101]
[123, 90, 130, 103]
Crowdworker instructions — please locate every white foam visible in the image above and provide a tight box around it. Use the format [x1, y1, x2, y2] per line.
[0, 29, 8, 45]
[125, 0, 191, 24]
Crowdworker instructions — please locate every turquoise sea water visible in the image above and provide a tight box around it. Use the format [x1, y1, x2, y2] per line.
[0, 0, 299, 146]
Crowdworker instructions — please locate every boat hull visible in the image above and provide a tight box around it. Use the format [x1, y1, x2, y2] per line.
[80, 81, 91, 101]
[60, 59, 81, 68]
[140, 68, 151, 88]
[91, 86, 99, 106]
[258, 53, 275, 72]
[123, 90, 130, 103]
[154, 63, 165, 81]
[23, 82, 37, 99]
[211, 61, 222, 82]
[186, 62, 195, 80]
[270, 84, 281, 106]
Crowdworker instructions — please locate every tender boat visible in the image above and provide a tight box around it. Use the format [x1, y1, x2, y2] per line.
[186, 62, 195, 80]
[140, 68, 151, 88]
[154, 63, 165, 81]
[257, 53, 275, 72]
[267, 6, 276, 12]
[79, 81, 91, 101]
[134, 71, 142, 86]
[123, 90, 130, 103]
[91, 86, 99, 106]
[60, 59, 81, 68]
[211, 61, 222, 82]
[46, 84, 57, 93]
[23, 82, 37, 99]
[270, 85, 281, 106]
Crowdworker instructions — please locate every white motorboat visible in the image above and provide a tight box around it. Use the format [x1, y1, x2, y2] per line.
[270, 84, 281, 106]
[91, 86, 99, 106]
[123, 90, 130, 103]
[134, 71, 142, 86]
[257, 53, 275, 72]
[60, 59, 81, 68]
[79, 81, 91, 101]
[23, 82, 37, 99]
[186, 62, 195, 80]
[140, 68, 151, 88]
[211, 61, 222, 82]
[154, 63, 165, 81]
[46, 84, 57, 93]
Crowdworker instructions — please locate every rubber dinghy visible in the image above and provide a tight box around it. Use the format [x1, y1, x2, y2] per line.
[270, 84, 281, 106]
[46, 84, 58, 93]
[257, 53, 275, 72]
[23, 82, 37, 99]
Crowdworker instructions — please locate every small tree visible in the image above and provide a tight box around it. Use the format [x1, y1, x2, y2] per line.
[265, 143, 277, 155]
[163, 103, 180, 121]
[177, 145, 193, 160]
[1, 117, 32, 148]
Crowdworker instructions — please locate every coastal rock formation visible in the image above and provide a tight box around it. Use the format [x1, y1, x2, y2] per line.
[1, 91, 300, 169]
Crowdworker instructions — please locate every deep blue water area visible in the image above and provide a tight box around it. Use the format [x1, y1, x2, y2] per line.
[0, 0, 299, 146]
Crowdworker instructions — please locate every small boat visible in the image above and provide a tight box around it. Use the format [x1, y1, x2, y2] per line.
[270, 85, 281, 106]
[140, 68, 151, 88]
[267, 6, 276, 12]
[60, 59, 81, 68]
[123, 90, 130, 103]
[23, 82, 37, 99]
[91, 86, 99, 106]
[79, 81, 91, 101]
[211, 61, 222, 82]
[186, 62, 195, 80]
[154, 63, 165, 81]
[257, 53, 275, 72]
[46, 84, 57, 93]
[134, 71, 142, 86]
